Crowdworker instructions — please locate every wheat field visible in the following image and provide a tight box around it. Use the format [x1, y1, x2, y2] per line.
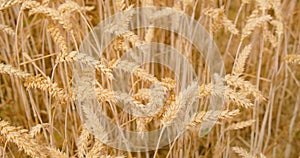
[0, 0, 300, 157]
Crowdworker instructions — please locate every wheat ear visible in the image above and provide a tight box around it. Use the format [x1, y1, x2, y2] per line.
[0, 0, 22, 11]
[77, 126, 90, 158]
[29, 123, 49, 138]
[0, 63, 31, 79]
[0, 24, 15, 37]
[203, 7, 239, 34]
[233, 44, 252, 76]
[161, 82, 199, 126]
[242, 11, 272, 40]
[0, 120, 47, 158]
[232, 146, 256, 158]
[22, 1, 72, 31]
[285, 55, 300, 64]
[225, 75, 265, 101]
[86, 139, 105, 158]
[24, 75, 69, 103]
[226, 120, 255, 131]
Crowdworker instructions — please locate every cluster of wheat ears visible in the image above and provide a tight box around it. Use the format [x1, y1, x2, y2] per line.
[0, 0, 299, 157]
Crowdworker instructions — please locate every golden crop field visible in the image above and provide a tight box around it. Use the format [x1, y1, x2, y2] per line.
[0, 0, 299, 157]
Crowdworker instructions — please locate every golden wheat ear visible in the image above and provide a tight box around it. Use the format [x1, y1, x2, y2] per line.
[0, 24, 15, 37]
[285, 55, 300, 64]
[0, 120, 47, 158]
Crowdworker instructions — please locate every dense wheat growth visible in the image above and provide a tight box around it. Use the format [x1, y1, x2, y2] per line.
[0, 0, 299, 157]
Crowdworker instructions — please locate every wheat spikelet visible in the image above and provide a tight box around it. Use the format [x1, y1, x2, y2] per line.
[189, 111, 206, 127]
[225, 87, 253, 108]
[46, 147, 68, 158]
[148, 85, 167, 106]
[122, 31, 145, 48]
[145, 27, 154, 43]
[255, 0, 271, 11]
[0, 120, 47, 158]
[233, 44, 252, 76]
[109, 4, 146, 51]
[21, 0, 40, 10]
[82, 104, 108, 145]
[22, 1, 72, 31]
[105, 6, 134, 36]
[0, 63, 31, 79]
[47, 24, 68, 61]
[58, 0, 94, 14]
[161, 77, 176, 90]
[24, 75, 69, 103]
[95, 87, 116, 103]
[203, 7, 239, 34]
[222, 15, 239, 35]
[161, 82, 199, 126]
[0, 24, 15, 37]
[134, 88, 151, 101]
[41, 0, 49, 6]
[225, 75, 265, 101]
[86, 139, 104, 158]
[0, 146, 5, 158]
[242, 11, 272, 40]
[189, 109, 239, 128]
[218, 109, 240, 120]
[264, 29, 278, 48]
[232, 146, 256, 158]
[141, 0, 154, 43]
[0, 0, 22, 11]
[199, 84, 213, 98]
[62, 51, 113, 78]
[285, 55, 300, 64]
[271, 20, 283, 39]
[116, 92, 158, 116]
[242, 0, 251, 5]
[115, 0, 126, 12]
[226, 120, 255, 131]
[115, 60, 175, 88]
[29, 123, 49, 138]
[77, 126, 90, 158]
[270, 0, 283, 22]
[136, 118, 148, 132]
